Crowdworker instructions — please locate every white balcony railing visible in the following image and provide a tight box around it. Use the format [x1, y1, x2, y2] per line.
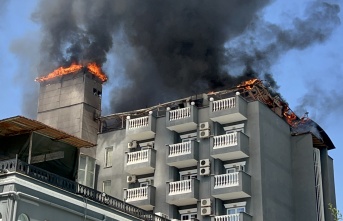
[169, 180, 192, 195]
[127, 150, 149, 164]
[128, 116, 149, 129]
[126, 186, 148, 202]
[212, 97, 236, 112]
[169, 107, 191, 121]
[215, 214, 240, 221]
[213, 132, 237, 149]
[168, 141, 191, 157]
[214, 172, 239, 189]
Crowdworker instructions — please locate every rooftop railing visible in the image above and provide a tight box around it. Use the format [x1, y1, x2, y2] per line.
[169, 107, 191, 121]
[127, 116, 149, 130]
[212, 97, 236, 112]
[0, 159, 168, 221]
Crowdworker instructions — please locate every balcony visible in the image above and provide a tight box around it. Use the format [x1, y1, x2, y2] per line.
[166, 105, 198, 133]
[209, 95, 247, 124]
[210, 132, 249, 161]
[211, 172, 251, 200]
[126, 113, 156, 140]
[167, 140, 199, 168]
[166, 179, 199, 206]
[125, 149, 156, 175]
[125, 186, 156, 211]
[214, 213, 252, 221]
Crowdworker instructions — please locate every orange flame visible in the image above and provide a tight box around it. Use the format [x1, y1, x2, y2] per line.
[35, 62, 107, 83]
[283, 106, 297, 126]
[237, 78, 259, 90]
[86, 62, 108, 82]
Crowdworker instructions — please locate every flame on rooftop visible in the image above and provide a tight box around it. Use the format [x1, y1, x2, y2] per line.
[35, 62, 108, 83]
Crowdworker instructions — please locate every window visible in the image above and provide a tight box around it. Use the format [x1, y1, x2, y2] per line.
[138, 177, 154, 187]
[224, 123, 245, 134]
[78, 155, 96, 188]
[224, 202, 246, 215]
[180, 169, 197, 180]
[103, 180, 111, 194]
[224, 161, 246, 174]
[179, 208, 197, 221]
[140, 182, 149, 187]
[181, 213, 197, 220]
[180, 132, 197, 142]
[105, 147, 113, 167]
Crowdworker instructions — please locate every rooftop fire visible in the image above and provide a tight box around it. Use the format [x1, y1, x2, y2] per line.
[35, 62, 108, 83]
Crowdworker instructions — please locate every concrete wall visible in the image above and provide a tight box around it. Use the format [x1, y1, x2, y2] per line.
[37, 72, 101, 146]
[291, 134, 317, 221]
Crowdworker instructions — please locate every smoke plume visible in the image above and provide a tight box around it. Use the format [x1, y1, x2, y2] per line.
[30, 0, 340, 113]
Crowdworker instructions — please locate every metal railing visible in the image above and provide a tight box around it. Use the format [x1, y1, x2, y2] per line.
[126, 186, 148, 202]
[127, 116, 149, 129]
[213, 132, 238, 149]
[127, 150, 149, 164]
[169, 180, 192, 195]
[212, 97, 236, 112]
[214, 214, 240, 221]
[214, 172, 239, 189]
[169, 107, 191, 121]
[168, 141, 191, 157]
[0, 159, 168, 221]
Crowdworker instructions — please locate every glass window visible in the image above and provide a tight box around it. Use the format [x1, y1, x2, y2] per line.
[181, 213, 197, 220]
[181, 173, 197, 180]
[78, 155, 96, 188]
[140, 182, 149, 187]
[105, 147, 113, 167]
[227, 206, 245, 215]
[103, 180, 111, 194]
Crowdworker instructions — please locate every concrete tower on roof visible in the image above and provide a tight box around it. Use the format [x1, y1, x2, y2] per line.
[36, 69, 103, 157]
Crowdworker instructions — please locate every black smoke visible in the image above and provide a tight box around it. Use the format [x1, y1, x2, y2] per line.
[31, 0, 340, 113]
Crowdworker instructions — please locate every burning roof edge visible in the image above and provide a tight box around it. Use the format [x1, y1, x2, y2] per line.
[0, 116, 96, 148]
[291, 119, 335, 150]
[100, 78, 335, 150]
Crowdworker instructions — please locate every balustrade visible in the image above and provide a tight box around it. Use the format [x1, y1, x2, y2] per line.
[169, 141, 191, 157]
[169, 180, 192, 195]
[215, 214, 240, 221]
[126, 186, 148, 201]
[213, 132, 238, 149]
[127, 150, 149, 164]
[169, 107, 191, 121]
[214, 172, 239, 189]
[212, 97, 236, 112]
[128, 116, 149, 129]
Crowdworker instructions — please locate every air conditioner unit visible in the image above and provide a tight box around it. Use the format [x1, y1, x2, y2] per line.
[199, 129, 210, 139]
[201, 198, 211, 207]
[199, 122, 210, 130]
[128, 141, 137, 149]
[199, 159, 210, 167]
[155, 212, 169, 219]
[199, 167, 210, 176]
[127, 175, 136, 183]
[201, 206, 211, 216]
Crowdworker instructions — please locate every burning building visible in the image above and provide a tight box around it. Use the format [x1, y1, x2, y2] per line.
[0, 66, 337, 221]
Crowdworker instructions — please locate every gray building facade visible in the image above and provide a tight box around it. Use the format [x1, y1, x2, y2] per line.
[95, 91, 336, 221]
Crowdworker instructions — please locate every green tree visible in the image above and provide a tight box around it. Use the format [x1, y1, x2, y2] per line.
[329, 203, 343, 221]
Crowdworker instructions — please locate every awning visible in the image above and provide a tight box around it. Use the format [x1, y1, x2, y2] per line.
[0, 116, 95, 148]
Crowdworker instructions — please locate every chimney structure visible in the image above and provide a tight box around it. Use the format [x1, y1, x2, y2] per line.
[37, 69, 103, 157]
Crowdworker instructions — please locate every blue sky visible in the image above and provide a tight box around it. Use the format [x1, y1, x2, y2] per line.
[1, 0, 342, 211]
